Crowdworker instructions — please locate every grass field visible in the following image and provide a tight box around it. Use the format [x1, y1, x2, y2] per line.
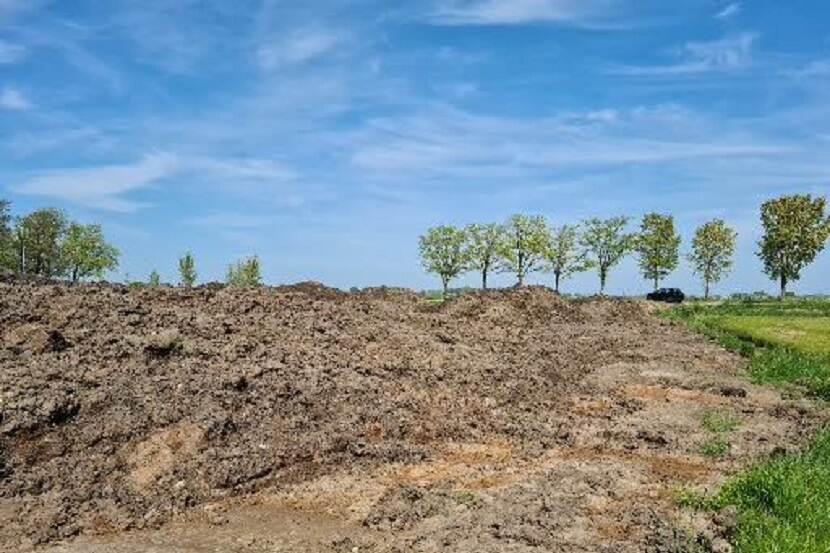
[669, 299, 830, 553]
[668, 300, 830, 399]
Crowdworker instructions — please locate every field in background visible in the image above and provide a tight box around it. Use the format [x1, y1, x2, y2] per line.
[669, 299, 830, 399]
[669, 299, 830, 553]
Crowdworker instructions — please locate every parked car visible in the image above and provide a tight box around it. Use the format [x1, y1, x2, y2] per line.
[646, 288, 685, 303]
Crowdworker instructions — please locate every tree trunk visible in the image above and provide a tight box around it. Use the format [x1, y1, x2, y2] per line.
[599, 269, 607, 295]
[554, 271, 561, 294]
[517, 272, 524, 287]
[482, 270, 488, 291]
[442, 278, 449, 298]
[704, 280, 710, 301]
[780, 275, 787, 301]
[653, 276, 659, 292]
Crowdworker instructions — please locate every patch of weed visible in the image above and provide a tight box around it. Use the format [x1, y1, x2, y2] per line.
[701, 438, 731, 459]
[702, 410, 740, 434]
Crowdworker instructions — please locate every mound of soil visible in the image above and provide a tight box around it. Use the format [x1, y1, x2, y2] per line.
[0, 283, 824, 552]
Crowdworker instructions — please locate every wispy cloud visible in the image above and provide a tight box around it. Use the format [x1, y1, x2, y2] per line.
[257, 28, 344, 70]
[788, 59, 830, 78]
[0, 39, 26, 63]
[10, 153, 298, 211]
[344, 104, 791, 179]
[612, 33, 757, 76]
[0, 86, 32, 110]
[715, 3, 741, 19]
[428, 0, 621, 26]
[12, 153, 179, 211]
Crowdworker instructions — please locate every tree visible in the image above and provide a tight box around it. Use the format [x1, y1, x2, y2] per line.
[581, 217, 635, 295]
[498, 214, 550, 287]
[419, 225, 468, 297]
[545, 224, 590, 294]
[758, 194, 830, 299]
[149, 270, 161, 286]
[0, 200, 14, 274]
[178, 252, 197, 287]
[17, 208, 68, 278]
[227, 256, 263, 286]
[688, 219, 737, 300]
[636, 213, 681, 291]
[465, 223, 505, 290]
[61, 223, 120, 282]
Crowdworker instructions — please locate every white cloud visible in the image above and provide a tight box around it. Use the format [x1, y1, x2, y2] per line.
[257, 29, 343, 70]
[789, 59, 830, 78]
[12, 153, 180, 211]
[11, 153, 298, 211]
[0, 86, 32, 110]
[345, 104, 790, 177]
[612, 33, 757, 76]
[0, 40, 26, 63]
[715, 3, 741, 19]
[429, 0, 617, 25]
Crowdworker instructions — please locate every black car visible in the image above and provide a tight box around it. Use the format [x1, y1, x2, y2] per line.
[646, 288, 685, 303]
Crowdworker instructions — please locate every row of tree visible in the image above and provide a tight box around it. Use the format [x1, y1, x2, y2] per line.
[0, 202, 120, 282]
[151, 252, 262, 287]
[419, 194, 830, 299]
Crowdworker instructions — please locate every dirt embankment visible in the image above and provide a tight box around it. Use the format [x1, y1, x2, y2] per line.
[0, 283, 824, 552]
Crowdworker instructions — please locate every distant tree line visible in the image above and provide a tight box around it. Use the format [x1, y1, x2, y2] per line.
[420, 194, 830, 300]
[144, 252, 262, 288]
[0, 201, 119, 282]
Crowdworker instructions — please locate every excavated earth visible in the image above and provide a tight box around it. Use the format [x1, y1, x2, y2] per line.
[0, 282, 826, 552]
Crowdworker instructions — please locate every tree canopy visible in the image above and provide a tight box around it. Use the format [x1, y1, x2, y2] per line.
[465, 223, 505, 290]
[758, 194, 830, 299]
[545, 224, 590, 294]
[581, 217, 635, 294]
[227, 256, 263, 286]
[688, 219, 737, 299]
[61, 223, 120, 282]
[636, 213, 681, 291]
[419, 225, 468, 296]
[178, 252, 198, 287]
[17, 208, 69, 279]
[498, 214, 549, 287]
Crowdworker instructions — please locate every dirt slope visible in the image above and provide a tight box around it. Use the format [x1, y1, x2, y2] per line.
[0, 282, 824, 552]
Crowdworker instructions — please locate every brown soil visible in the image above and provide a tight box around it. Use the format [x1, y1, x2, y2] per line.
[0, 282, 825, 552]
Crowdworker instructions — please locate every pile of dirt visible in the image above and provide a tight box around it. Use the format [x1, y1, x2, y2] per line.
[0, 282, 824, 552]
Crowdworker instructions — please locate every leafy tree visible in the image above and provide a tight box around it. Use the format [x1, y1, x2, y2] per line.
[227, 255, 263, 286]
[149, 270, 161, 286]
[178, 252, 197, 287]
[0, 200, 14, 273]
[688, 219, 737, 300]
[636, 213, 681, 291]
[498, 214, 550, 287]
[17, 208, 69, 278]
[61, 223, 120, 282]
[581, 217, 635, 295]
[545, 224, 590, 294]
[758, 194, 830, 299]
[465, 223, 505, 290]
[419, 225, 469, 297]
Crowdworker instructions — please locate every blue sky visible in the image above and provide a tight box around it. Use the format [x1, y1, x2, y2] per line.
[1, 0, 828, 295]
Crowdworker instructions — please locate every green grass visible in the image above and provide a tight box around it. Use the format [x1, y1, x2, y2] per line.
[702, 410, 741, 434]
[715, 315, 830, 359]
[700, 437, 731, 458]
[708, 429, 830, 553]
[665, 300, 830, 399]
[668, 299, 830, 552]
